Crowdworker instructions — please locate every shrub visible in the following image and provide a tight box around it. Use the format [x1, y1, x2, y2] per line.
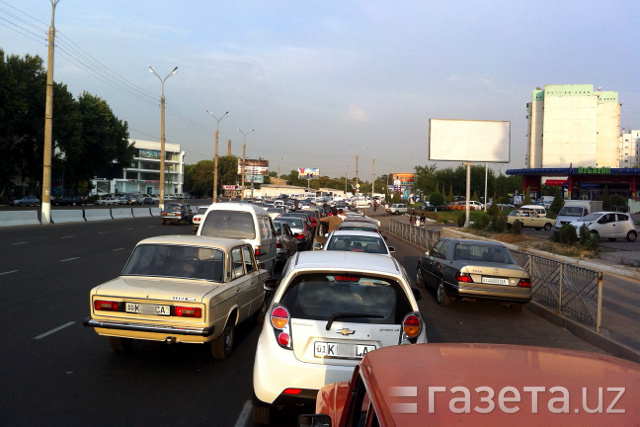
[557, 224, 577, 245]
[491, 215, 507, 233]
[510, 219, 522, 235]
[579, 224, 599, 251]
[429, 192, 445, 207]
[487, 199, 500, 217]
[549, 196, 564, 216]
[457, 213, 466, 227]
[474, 212, 491, 230]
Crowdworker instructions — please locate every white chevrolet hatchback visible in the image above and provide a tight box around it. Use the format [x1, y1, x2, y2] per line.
[252, 250, 427, 424]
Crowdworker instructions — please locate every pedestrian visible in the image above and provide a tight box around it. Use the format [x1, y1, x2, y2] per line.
[319, 208, 343, 234]
[420, 212, 426, 226]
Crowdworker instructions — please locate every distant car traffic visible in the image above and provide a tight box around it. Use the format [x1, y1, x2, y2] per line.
[417, 238, 532, 310]
[11, 195, 40, 206]
[83, 235, 269, 359]
[387, 203, 407, 215]
[53, 196, 86, 206]
[95, 196, 119, 206]
[570, 211, 638, 242]
[161, 202, 194, 225]
[273, 220, 298, 266]
[252, 251, 427, 424]
[275, 217, 312, 251]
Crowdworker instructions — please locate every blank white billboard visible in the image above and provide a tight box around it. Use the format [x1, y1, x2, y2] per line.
[428, 119, 510, 162]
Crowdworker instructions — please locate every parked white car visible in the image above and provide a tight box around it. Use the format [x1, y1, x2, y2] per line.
[252, 251, 427, 424]
[387, 203, 408, 215]
[570, 211, 637, 242]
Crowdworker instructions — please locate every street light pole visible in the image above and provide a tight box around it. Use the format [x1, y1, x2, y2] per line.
[41, 0, 60, 225]
[237, 128, 254, 200]
[149, 65, 178, 210]
[366, 146, 375, 197]
[206, 110, 229, 202]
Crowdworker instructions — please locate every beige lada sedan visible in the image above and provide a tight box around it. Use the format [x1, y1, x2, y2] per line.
[83, 235, 269, 359]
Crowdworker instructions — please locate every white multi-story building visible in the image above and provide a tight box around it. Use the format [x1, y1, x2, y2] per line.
[526, 84, 620, 169]
[92, 139, 185, 196]
[619, 130, 640, 168]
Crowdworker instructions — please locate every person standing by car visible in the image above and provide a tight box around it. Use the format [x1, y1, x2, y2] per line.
[319, 208, 343, 233]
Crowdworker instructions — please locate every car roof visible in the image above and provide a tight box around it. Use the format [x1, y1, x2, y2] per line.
[438, 238, 506, 248]
[358, 343, 640, 424]
[206, 202, 268, 214]
[135, 235, 249, 250]
[288, 250, 402, 275]
[330, 230, 382, 237]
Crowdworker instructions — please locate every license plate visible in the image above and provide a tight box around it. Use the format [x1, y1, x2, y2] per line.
[481, 277, 509, 285]
[126, 303, 171, 316]
[314, 341, 376, 359]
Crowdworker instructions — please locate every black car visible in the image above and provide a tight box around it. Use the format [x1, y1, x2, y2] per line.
[161, 203, 194, 225]
[53, 196, 86, 206]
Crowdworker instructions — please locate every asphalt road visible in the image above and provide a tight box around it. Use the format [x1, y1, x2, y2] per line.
[0, 215, 610, 426]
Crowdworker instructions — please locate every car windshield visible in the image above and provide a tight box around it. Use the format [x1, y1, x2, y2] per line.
[576, 213, 601, 222]
[453, 243, 514, 264]
[327, 235, 388, 254]
[165, 203, 183, 210]
[122, 244, 225, 282]
[559, 206, 585, 217]
[280, 273, 411, 324]
[200, 210, 256, 239]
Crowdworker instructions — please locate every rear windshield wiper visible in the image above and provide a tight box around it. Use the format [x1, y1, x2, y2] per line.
[326, 312, 385, 330]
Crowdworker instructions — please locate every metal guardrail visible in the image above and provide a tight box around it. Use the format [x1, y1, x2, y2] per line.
[388, 219, 603, 333]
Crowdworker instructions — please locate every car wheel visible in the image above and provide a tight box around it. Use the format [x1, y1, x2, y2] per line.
[543, 223, 552, 231]
[590, 230, 600, 240]
[627, 231, 638, 243]
[254, 298, 268, 325]
[109, 337, 133, 352]
[252, 403, 271, 425]
[211, 320, 234, 360]
[436, 278, 452, 307]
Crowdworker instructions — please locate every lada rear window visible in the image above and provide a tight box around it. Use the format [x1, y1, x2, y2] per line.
[200, 211, 256, 239]
[280, 274, 412, 324]
[122, 244, 225, 282]
[453, 243, 514, 264]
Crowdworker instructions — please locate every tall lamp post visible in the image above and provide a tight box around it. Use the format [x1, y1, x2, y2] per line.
[349, 143, 359, 193]
[41, 0, 60, 225]
[237, 128, 254, 200]
[206, 110, 229, 202]
[366, 146, 375, 197]
[149, 65, 178, 210]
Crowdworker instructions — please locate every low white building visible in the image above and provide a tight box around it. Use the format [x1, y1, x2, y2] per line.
[92, 139, 185, 196]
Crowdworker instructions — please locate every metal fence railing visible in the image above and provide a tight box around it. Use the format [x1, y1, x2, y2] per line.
[388, 219, 604, 333]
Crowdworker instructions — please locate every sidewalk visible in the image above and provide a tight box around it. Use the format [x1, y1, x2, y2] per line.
[366, 208, 640, 364]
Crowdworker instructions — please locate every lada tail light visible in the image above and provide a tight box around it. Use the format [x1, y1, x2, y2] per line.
[517, 278, 532, 288]
[270, 306, 292, 350]
[455, 272, 474, 283]
[295, 233, 305, 240]
[94, 300, 122, 311]
[175, 306, 202, 318]
[255, 245, 261, 257]
[402, 313, 422, 343]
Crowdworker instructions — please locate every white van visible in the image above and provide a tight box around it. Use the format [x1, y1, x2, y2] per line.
[198, 203, 277, 275]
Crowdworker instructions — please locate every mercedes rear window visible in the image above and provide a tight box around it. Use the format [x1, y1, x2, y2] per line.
[200, 210, 256, 239]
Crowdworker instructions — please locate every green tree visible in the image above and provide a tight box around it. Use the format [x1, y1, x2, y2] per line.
[471, 190, 479, 201]
[522, 186, 533, 205]
[447, 185, 454, 204]
[549, 194, 564, 215]
[429, 191, 444, 207]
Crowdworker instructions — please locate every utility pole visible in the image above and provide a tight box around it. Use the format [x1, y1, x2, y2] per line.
[41, 0, 60, 225]
[206, 110, 229, 202]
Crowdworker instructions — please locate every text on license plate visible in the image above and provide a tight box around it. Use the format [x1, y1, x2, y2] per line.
[126, 303, 171, 316]
[481, 277, 509, 285]
[314, 341, 376, 359]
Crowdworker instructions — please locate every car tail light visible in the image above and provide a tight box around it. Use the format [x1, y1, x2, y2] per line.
[283, 388, 302, 395]
[455, 273, 474, 283]
[295, 233, 305, 240]
[276, 241, 282, 249]
[334, 275, 358, 282]
[255, 245, 261, 257]
[94, 300, 121, 311]
[517, 278, 532, 288]
[402, 313, 422, 339]
[270, 306, 292, 350]
[175, 306, 202, 318]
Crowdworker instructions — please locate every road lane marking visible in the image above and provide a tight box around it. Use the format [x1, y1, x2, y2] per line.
[61, 257, 80, 262]
[234, 400, 252, 427]
[113, 248, 125, 252]
[34, 321, 76, 340]
[0, 270, 18, 276]
[12, 242, 28, 245]
[61, 235, 75, 239]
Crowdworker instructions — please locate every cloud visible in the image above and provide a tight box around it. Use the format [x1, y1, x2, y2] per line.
[344, 104, 371, 123]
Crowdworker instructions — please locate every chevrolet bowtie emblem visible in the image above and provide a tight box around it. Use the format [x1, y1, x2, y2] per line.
[336, 328, 355, 336]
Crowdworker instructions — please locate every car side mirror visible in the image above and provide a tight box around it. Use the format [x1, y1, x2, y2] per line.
[412, 288, 422, 301]
[264, 278, 279, 293]
[298, 414, 331, 427]
[312, 242, 323, 250]
[388, 246, 395, 253]
[424, 250, 431, 256]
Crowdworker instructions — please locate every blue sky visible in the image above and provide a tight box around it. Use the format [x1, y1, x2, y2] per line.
[1, 0, 638, 179]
